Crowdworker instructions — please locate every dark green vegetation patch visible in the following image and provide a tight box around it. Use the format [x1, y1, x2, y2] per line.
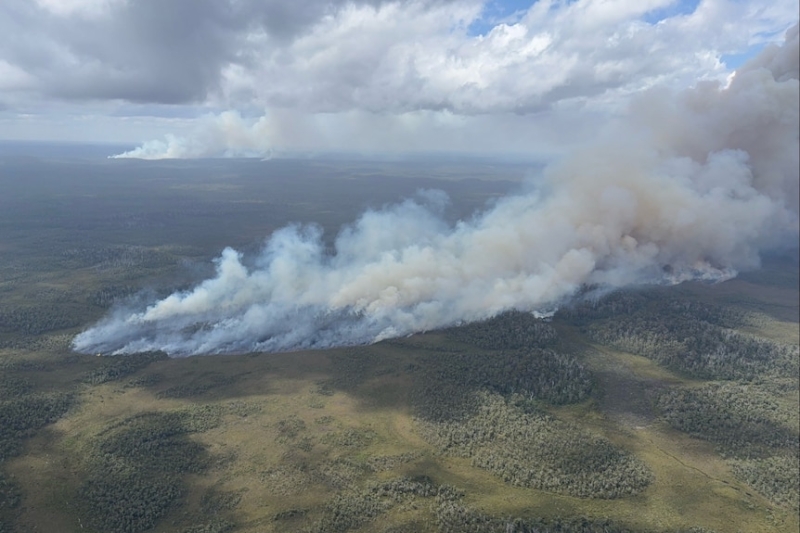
[0, 473, 21, 532]
[566, 291, 799, 381]
[0, 392, 74, 462]
[657, 381, 800, 512]
[410, 343, 592, 422]
[729, 454, 800, 512]
[418, 392, 652, 498]
[434, 483, 715, 533]
[0, 375, 32, 401]
[657, 382, 799, 458]
[78, 408, 222, 533]
[83, 351, 167, 385]
[0, 305, 84, 336]
[0, 376, 74, 530]
[444, 310, 559, 350]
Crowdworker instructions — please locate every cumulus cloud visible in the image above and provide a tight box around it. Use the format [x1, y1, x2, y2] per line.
[34, 0, 784, 157]
[73, 25, 799, 356]
[218, 0, 794, 114]
[1, 0, 471, 107]
[1, 0, 795, 114]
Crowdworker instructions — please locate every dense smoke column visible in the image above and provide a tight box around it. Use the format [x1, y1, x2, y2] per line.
[73, 24, 799, 356]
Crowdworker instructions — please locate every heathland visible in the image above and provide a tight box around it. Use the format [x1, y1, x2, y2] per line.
[0, 154, 797, 533]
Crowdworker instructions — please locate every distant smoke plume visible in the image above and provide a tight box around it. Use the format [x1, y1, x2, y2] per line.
[75, 24, 799, 356]
[111, 111, 273, 159]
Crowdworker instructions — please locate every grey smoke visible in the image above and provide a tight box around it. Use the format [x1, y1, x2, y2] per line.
[73, 24, 799, 356]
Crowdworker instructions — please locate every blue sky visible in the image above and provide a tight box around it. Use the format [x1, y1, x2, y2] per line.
[470, 0, 706, 35]
[468, 0, 537, 35]
[642, 0, 701, 24]
[722, 43, 766, 69]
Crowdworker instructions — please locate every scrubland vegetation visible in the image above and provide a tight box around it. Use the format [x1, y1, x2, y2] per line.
[409, 346, 592, 421]
[657, 381, 799, 512]
[0, 357, 76, 531]
[0, 391, 74, 461]
[657, 382, 798, 458]
[417, 391, 653, 498]
[434, 485, 718, 533]
[78, 409, 221, 533]
[83, 352, 168, 385]
[444, 311, 559, 349]
[0, 158, 796, 532]
[565, 292, 798, 381]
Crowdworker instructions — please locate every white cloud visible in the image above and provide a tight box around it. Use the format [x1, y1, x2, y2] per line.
[0, 0, 796, 153]
[217, 0, 795, 115]
[33, 0, 123, 18]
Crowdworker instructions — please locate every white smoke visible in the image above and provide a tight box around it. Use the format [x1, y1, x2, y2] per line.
[74, 24, 799, 356]
[111, 111, 273, 159]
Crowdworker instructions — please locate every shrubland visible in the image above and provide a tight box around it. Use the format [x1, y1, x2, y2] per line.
[417, 392, 652, 499]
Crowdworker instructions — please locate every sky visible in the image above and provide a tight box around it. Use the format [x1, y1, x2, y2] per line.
[0, 0, 796, 158]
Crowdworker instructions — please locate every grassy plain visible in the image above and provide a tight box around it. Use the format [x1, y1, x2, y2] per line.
[0, 153, 797, 533]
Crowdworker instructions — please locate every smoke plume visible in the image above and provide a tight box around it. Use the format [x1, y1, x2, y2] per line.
[111, 112, 273, 160]
[74, 25, 799, 356]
